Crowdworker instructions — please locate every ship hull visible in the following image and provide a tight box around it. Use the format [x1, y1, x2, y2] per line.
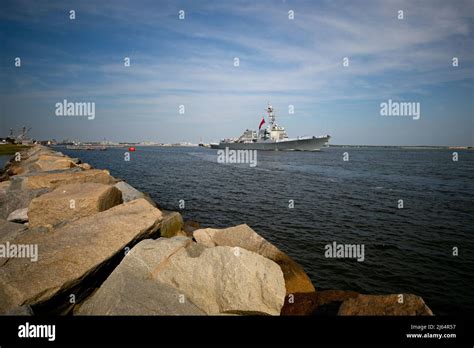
[210, 136, 330, 151]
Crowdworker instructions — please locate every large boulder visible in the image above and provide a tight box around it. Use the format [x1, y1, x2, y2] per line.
[75, 237, 205, 315]
[0, 198, 163, 314]
[77, 237, 286, 315]
[31, 154, 77, 172]
[338, 294, 434, 316]
[28, 183, 123, 228]
[18, 169, 115, 190]
[193, 224, 316, 314]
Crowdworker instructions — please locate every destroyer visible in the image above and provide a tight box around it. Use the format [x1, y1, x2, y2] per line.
[211, 104, 330, 151]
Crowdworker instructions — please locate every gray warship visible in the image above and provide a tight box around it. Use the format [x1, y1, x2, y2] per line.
[210, 104, 330, 151]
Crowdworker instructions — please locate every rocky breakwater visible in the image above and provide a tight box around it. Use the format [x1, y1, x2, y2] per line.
[0, 145, 434, 316]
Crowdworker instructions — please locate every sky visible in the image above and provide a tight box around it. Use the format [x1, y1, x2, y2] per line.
[0, 0, 473, 146]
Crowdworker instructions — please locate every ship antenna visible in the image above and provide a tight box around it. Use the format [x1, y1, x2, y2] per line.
[266, 103, 275, 126]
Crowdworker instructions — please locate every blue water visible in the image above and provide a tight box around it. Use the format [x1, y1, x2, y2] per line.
[0, 155, 11, 168]
[59, 146, 474, 315]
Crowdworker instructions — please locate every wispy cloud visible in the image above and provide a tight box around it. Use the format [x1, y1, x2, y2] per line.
[1, 0, 472, 145]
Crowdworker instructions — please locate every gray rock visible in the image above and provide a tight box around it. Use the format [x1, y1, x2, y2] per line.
[0, 198, 163, 313]
[193, 224, 316, 293]
[76, 236, 286, 315]
[7, 208, 29, 223]
[0, 187, 50, 219]
[0, 219, 28, 243]
[155, 244, 285, 315]
[114, 181, 156, 206]
[75, 237, 205, 315]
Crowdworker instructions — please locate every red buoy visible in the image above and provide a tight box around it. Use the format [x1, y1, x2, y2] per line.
[128, 147, 136, 152]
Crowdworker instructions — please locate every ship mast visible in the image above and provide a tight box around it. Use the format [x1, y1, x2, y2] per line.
[266, 103, 275, 127]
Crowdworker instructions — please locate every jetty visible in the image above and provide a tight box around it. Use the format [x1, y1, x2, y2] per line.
[0, 145, 434, 315]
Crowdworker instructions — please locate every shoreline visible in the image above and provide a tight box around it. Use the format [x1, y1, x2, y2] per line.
[0, 144, 434, 316]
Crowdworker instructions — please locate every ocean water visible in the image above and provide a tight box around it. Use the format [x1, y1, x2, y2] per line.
[0, 155, 11, 168]
[58, 146, 473, 315]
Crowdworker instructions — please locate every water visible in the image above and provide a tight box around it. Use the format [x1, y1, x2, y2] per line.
[0, 155, 11, 168]
[58, 146, 474, 315]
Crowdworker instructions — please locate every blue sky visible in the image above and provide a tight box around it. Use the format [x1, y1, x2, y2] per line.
[1, 0, 473, 145]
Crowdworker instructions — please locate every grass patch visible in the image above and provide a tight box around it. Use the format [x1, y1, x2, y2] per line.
[0, 144, 30, 155]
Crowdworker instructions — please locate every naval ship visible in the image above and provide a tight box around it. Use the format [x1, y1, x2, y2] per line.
[210, 104, 330, 151]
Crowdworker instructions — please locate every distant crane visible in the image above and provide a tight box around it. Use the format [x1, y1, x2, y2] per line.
[9, 126, 32, 143]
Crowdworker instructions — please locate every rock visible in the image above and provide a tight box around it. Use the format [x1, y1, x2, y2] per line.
[193, 224, 316, 315]
[0, 219, 28, 243]
[80, 237, 286, 315]
[0, 162, 25, 179]
[0, 187, 50, 219]
[75, 237, 205, 315]
[183, 220, 200, 234]
[338, 294, 434, 316]
[152, 238, 286, 315]
[76, 279, 205, 316]
[3, 149, 67, 177]
[28, 183, 123, 228]
[114, 181, 155, 206]
[160, 211, 184, 238]
[3, 305, 34, 316]
[0, 181, 10, 195]
[31, 155, 77, 172]
[302, 290, 360, 316]
[78, 163, 92, 170]
[7, 208, 29, 223]
[281, 293, 319, 316]
[20, 169, 115, 190]
[0, 219, 29, 267]
[316, 290, 360, 307]
[0, 198, 163, 313]
[3, 305, 33, 316]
